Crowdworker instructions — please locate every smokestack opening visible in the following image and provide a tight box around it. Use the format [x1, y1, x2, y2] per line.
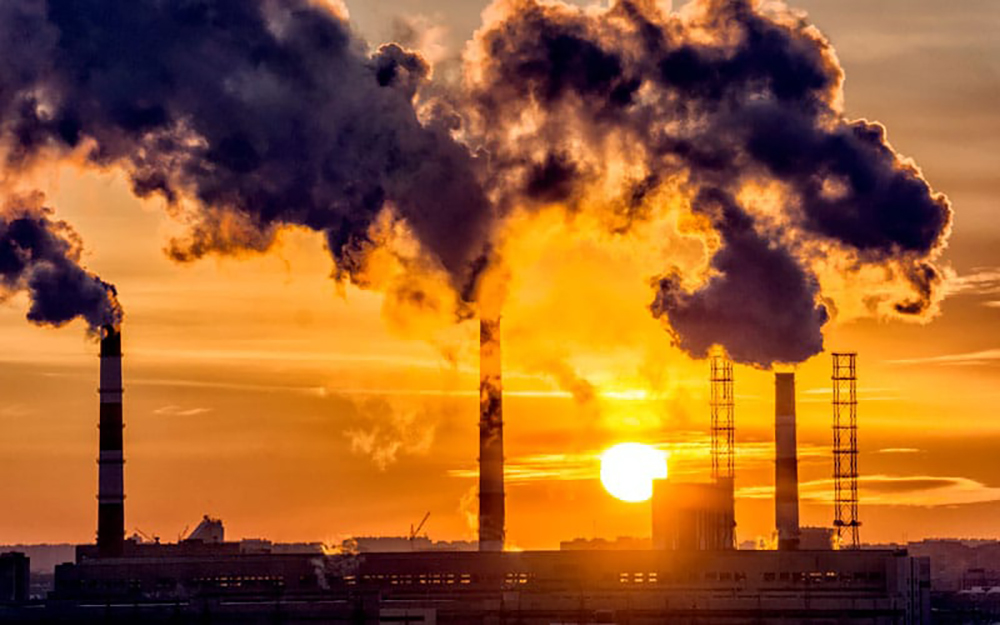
[774, 372, 799, 551]
[100, 325, 121, 356]
[478, 315, 505, 552]
[97, 326, 125, 558]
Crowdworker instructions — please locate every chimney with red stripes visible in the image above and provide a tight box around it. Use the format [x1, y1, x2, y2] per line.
[97, 325, 125, 558]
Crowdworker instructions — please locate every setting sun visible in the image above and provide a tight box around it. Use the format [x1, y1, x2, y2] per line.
[599, 443, 669, 503]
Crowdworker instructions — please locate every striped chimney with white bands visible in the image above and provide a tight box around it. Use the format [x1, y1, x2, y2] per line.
[97, 326, 125, 558]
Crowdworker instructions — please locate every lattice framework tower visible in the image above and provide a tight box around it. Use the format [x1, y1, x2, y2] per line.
[833, 352, 861, 549]
[710, 355, 735, 481]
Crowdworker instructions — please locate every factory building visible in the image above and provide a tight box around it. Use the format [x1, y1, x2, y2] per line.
[43, 549, 929, 623]
[651, 480, 735, 551]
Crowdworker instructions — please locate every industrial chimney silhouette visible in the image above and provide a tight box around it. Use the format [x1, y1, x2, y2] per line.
[774, 372, 800, 551]
[97, 325, 125, 558]
[478, 315, 505, 552]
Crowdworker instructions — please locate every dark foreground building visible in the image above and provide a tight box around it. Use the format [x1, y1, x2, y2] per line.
[0, 552, 29, 604]
[0, 546, 929, 623]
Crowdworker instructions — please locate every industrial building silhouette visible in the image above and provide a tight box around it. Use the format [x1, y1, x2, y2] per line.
[0, 327, 930, 623]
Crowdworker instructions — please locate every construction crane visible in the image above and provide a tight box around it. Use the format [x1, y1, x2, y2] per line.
[409, 512, 431, 546]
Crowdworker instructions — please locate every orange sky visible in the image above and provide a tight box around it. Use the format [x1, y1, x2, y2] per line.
[1, 0, 1000, 549]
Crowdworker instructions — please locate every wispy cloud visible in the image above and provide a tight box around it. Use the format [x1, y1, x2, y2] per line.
[153, 405, 213, 417]
[448, 452, 598, 483]
[877, 448, 922, 455]
[134, 347, 455, 371]
[446, 438, 831, 485]
[946, 267, 1000, 305]
[739, 475, 1000, 507]
[345, 398, 445, 471]
[800, 387, 901, 402]
[886, 349, 1000, 367]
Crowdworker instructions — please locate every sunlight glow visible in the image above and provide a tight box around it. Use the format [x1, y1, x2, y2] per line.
[599, 443, 668, 503]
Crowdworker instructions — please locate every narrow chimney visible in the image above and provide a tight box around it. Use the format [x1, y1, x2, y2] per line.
[774, 372, 799, 550]
[478, 315, 505, 552]
[97, 325, 125, 558]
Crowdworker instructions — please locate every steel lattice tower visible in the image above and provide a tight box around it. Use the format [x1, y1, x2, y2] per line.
[710, 355, 735, 481]
[832, 353, 861, 549]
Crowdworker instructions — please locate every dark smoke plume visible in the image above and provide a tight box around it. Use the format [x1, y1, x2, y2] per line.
[651, 189, 827, 365]
[0, 195, 122, 331]
[0, 0, 954, 366]
[0, 0, 490, 290]
[466, 0, 953, 366]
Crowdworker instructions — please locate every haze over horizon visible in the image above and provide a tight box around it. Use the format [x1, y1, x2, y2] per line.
[0, 0, 998, 551]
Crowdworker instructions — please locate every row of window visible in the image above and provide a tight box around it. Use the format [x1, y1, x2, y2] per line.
[339, 569, 885, 588]
[615, 570, 884, 585]
[191, 576, 286, 589]
[347, 573, 474, 586]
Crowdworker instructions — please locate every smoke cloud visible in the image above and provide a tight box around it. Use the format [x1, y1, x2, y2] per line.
[0, 0, 954, 366]
[466, 0, 952, 366]
[651, 189, 827, 365]
[0, 194, 121, 331]
[344, 397, 440, 471]
[0, 0, 490, 291]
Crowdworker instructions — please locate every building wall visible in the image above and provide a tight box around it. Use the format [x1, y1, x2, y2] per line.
[47, 548, 929, 623]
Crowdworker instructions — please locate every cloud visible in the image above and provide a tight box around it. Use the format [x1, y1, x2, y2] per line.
[0, 194, 121, 333]
[468, 0, 951, 367]
[448, 451, 598, 483]
[0, 0, 491, 297]
[800, 386, 901, 402]
[739, 474, 1000, 507]
[344, 397, 443, 471]
[152, 405, 213, 417]
[945, 267, 1000, 300]
[886, 349, 1000, 367]
[0, 0, 955, 363]
[446, 437, 832, 485]
[877, 447, 922, 454]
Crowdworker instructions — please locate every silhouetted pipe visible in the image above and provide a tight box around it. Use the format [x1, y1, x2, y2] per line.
[775, 372, 800, 551]
[97, 325, 125, 558]
[478, 316, 504, 552]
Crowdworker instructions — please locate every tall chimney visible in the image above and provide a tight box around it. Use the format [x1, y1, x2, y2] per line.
[478, 316, 505, 552]
[774, 372, 799, 551]
[97, 325, 125, 558]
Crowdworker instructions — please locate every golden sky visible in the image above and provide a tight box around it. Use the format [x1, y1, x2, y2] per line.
[1, 0, 999, 549]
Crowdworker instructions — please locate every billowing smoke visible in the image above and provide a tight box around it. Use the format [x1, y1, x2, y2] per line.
[466, 0, 952, 366]
[0, 0, 490, 290]
[0, 195, 122, 331]
[0, 0, 954, 366]
[651, 189, 827, 365]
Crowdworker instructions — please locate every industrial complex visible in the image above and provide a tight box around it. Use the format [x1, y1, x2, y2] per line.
[0, 324, 933, 623]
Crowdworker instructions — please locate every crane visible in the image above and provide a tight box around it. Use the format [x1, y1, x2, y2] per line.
[409, 512, 430, 546]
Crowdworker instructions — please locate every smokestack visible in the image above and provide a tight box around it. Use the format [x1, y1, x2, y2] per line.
[97, 325, 124, 558]
[478, 315, 505, 552]
[774, 372, 799, 550]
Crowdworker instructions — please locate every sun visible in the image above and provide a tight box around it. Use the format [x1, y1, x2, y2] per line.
[600, 442, 668, 503]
